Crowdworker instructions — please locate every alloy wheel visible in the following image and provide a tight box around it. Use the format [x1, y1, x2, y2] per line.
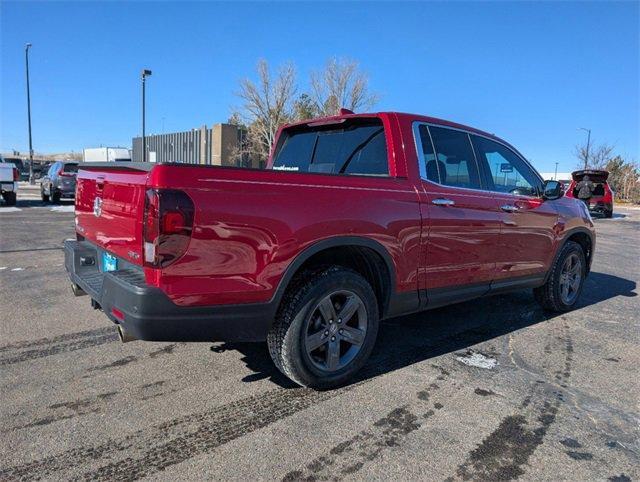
[303, 290, 368, 373]
[559, 253, 582, 304]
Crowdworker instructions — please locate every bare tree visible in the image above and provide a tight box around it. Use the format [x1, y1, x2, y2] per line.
[235, 60, 297, 162]
[310, 58, 378, 117]
[574, 141, 614, 170]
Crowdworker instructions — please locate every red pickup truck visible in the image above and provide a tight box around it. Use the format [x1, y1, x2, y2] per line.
[65, 112, 595, 388]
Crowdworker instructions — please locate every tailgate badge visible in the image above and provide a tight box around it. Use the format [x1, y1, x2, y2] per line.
[93, 197, 103, 217]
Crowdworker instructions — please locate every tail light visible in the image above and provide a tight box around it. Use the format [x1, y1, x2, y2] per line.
[13, 167, 19, 181]
[59, 171, 75, 177]
[143, 189, 194, 268]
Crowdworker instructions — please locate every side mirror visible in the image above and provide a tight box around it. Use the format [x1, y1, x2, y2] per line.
[542, 180, 563, 200]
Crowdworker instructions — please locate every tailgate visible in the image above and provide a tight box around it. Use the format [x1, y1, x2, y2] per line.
[75, 162, 153, 266]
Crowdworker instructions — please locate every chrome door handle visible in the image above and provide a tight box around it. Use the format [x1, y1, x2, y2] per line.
[432, 198, 455, 206]
[501, 204, 520, 212]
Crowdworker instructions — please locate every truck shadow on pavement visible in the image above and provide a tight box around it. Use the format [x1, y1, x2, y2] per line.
[212, 271, 636, 389]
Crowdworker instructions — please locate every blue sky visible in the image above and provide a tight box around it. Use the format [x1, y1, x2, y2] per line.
[1, 1, 638, 173]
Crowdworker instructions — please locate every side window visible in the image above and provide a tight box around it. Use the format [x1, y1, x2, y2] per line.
[272, 119, 389, 176]
[471, 135, 540, 196]
[415, 124, 439, 183]
[428, 126, 481, 189]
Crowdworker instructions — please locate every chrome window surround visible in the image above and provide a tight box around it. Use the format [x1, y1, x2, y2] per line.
[412, 121, 544, 197]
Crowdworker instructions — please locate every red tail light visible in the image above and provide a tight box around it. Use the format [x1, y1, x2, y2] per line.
[143, 189, 194, 268]
[59, 171, 75, 177]
[13, 167, 19, 181]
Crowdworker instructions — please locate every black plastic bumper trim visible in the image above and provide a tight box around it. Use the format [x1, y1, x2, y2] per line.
[64, 240, 273, 342]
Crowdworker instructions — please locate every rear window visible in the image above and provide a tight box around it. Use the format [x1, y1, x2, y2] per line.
[271, 118, 389, 176]
[63, 163, 78, 173]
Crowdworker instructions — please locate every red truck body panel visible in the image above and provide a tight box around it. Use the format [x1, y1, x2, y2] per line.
[73, 111, 595, 321]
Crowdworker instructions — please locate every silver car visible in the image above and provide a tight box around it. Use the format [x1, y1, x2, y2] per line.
[41, 161, 78, 203]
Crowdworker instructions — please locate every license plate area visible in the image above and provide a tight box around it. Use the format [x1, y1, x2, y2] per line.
[102, 252, 118, 272]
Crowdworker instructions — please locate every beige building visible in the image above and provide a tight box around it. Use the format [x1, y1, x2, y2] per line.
[132, 123, 258, 167]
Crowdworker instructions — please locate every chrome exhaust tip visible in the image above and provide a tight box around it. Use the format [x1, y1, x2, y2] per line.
[117, 325, 137, 343]
[71, 282, 86, 297]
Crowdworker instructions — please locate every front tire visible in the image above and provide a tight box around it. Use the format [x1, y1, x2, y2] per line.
[41, 188, 50, 202]
[267, 266, 379, 389]
[534, 241, 586, 312]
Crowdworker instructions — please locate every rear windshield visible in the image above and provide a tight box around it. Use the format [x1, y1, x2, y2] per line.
[271, 118, 389, 176]
[63, 163, 79, 173]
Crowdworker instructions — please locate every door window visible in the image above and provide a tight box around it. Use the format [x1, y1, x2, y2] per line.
[471, 135, 541, 196]
[426, 126, 482, 190]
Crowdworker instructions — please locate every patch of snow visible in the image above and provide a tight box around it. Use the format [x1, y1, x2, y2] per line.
[10, 267, 24, 272]
[456, 351, 498, 370]
[0, 207, 22, 213]
[0, 267, 7, 270]
[50, 205, 75, 213]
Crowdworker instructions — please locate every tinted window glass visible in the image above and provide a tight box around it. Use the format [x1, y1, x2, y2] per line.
[272, 119, 388, 176]
[271, 131, 317, 172]
[471, 135, 540, 196]
[415, 124, 439, 183]
[428, 126, 481, 189]
[62, 163, 78, 173]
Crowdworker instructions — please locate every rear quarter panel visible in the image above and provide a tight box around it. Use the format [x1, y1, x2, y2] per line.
[148, 165, 422, 306]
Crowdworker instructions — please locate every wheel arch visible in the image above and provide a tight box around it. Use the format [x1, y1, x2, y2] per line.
[546, 227, 594, 282]
[270, 236, 397, 320]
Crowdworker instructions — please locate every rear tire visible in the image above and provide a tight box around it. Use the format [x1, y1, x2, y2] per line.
[267, 266, 379, 389]
[3, 192, 17, 206]
[534, 241, 586, 312]
[605, 209, 613, 218]
[51, 189, 61, 204]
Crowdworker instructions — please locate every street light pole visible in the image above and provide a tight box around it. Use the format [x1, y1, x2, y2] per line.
[579, 127, 591, 170]
[554, 162, 558, 180]
[141, 69, 152, 162]
[25, 43, 34, 185]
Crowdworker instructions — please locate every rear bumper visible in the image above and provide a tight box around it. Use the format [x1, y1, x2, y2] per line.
[55, 186, 76, 197]
[64, 240, 273, 342]
[588, 201, 612, 213]
[1, 182, 16, 193]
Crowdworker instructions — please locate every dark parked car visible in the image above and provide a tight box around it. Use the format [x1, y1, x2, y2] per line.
[36, 161, 52, 179]
[41, 161, 78, 203]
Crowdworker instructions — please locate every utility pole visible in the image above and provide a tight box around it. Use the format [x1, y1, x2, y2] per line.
[141, 69, 152, 162]
[554, 162, 558, 180]
[579, 127, 591, 170]
[25, 43, 34, 185]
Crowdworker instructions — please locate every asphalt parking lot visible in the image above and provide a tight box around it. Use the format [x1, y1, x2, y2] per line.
[1, 187, 638, 481]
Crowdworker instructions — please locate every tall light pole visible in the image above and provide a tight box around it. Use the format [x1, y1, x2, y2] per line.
[141, 69, 152, 162]
[25, 43, 34, 185]
[579, 127, 591, 170]
[554, 161, 559, 180]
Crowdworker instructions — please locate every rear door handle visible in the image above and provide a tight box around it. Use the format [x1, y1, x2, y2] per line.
[432, 198, 455, 207]
[500, 204, 519, 212]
